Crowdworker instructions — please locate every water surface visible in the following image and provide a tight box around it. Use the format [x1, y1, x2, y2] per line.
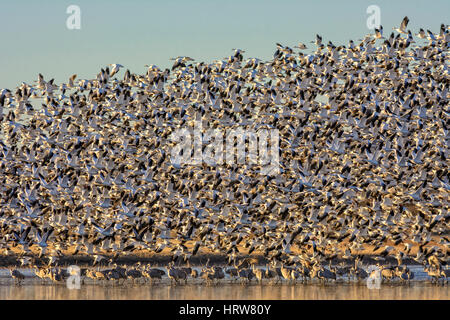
[0, 282, 448, 300]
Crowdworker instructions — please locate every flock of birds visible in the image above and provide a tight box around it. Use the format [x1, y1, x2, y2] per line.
[0, 17, 449, 286]
[7, 256, 450, 286]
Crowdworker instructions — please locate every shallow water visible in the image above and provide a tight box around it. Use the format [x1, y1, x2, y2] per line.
[0, 264, 448, 299]
[0, 282, 448, 300]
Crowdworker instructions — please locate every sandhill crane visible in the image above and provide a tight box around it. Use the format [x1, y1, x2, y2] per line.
[237, 268, 254, 284]
[290, 268, 301, 284]
[141, 267, 152, 284]
[48, 268, 64, 283]
[142, 265, 165, 284]
[10, 268, 26, 285]
[43, 267, 55, 283]
[106, 269, 122, 285]
[272, 263, 284, 283]
[311, 262, 336, 283]
[166, 263, 178, 285]
[251, 263, 265, 284]
[327, 262, 337, 282]
[87, 267, 108, 285]
[394, 266, 414, 283]
[35, 267, 49, 284]
[111, 264, 127, 284]
[351, 265, 368, 282]
[166, 262, 187, 285]
[280, 264, 292, 282]
[264, 264, 279, 284]
[191, 268, 198, 280]
[211, 266, 225, 283]
[424, 265, 441, 284]
[310, 263, 321, 282]
[379, 265, 396, 283]
[225, 266, 239, 282]
[85, 269, 95, 282]
[200, 268, 215, 286]
[199, 266, 224, 285]
[58, 268, 70, 280]
[177, 268, 188, 284]
[350, 257, 368, 282]
[424, 264, 447, 284]
[442, 269, 450, 284]
[179, 261, 193, 280]
[299, 264, 311, 283]
[125, 266, 143, 285]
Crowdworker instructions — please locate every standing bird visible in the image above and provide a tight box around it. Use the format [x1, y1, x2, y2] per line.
[10, 268, 26, 285]
[281, 265, 292, 282]
[252, 263, 265, 284]
[264, 264, 279, 284]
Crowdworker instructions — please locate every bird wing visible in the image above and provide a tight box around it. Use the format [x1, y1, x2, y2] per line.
[401, 16, 409, 30]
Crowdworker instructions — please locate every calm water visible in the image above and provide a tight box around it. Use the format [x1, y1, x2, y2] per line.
[0, 265, 448, 300]
[0, 282, 448, 300]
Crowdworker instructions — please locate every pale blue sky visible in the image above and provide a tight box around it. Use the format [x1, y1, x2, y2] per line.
[0, 0, 448, 89]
